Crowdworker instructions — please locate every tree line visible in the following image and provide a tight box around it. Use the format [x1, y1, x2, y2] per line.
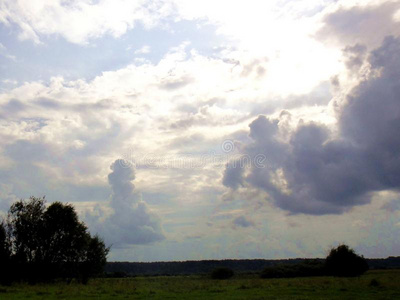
[0, 197, 109, 285]
[260, 245, 369, 279]
[209, 245, 369, 279]
[209, 245, 370, 279]
[106, 245, 373, 278]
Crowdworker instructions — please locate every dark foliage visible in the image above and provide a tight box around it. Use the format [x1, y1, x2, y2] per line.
[0, 223, 12, 285]
[106, 258, 326, 276]
[105, 255, 400, 277]
[260, 245, 369, 279]
[211, 267, 234, 279]
[0, 196, 109, 284]
[260, 260, 326, 278]
[325, 244, 369, 277]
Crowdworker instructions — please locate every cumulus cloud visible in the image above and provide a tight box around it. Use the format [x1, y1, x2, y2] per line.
[342, 44, 368, 72]
[0, 44, 258, 215]
[0, 0, 172, 44]
[88, 159, 165, 247]
[223, 35, 400, 215]
[318, 1, 400, 48]
[222, 160, 245, 190]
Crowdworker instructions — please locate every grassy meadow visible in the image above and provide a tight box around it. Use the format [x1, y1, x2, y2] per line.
[0, 269, 399, 299]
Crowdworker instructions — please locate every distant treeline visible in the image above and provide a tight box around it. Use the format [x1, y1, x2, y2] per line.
[106, 256, 400, 277]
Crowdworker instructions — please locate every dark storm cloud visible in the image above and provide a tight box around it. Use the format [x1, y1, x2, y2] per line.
[223, 36, 400, 215]
[343, 44, 367, 71]
[340, 36, 400, 189]
[88, 159, 165, 246]
[222, 160, 245, 190]
[317, 1, 400, 48]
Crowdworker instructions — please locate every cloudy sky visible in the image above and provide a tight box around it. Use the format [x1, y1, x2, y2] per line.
[1, 0, 400, 262]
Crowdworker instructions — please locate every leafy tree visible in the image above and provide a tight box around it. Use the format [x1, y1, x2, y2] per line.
[41, 201, 90, 280]
[4, 196, 109, 283]
[0, 222, 10, 260]
[79, 235, 109, 284]
[325, 244, 369, 277]
[7, 197, 46, 265]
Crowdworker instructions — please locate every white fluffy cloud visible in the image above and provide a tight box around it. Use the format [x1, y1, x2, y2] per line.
[87, 159, 165, 247]
[0, 0, 173, 44]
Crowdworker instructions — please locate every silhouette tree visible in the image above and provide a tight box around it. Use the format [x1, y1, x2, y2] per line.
[4, 196, 109, 283]
[0, 222, 12, 284]
[41, 201, 91, 281]
[325, 244, 369, 277]
[0, 222, 9, 260]
[7, 196, 46, 265]
[79, 235, 108, 284]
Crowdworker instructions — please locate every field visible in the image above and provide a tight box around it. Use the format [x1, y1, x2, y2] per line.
[1, 269, 400, 299]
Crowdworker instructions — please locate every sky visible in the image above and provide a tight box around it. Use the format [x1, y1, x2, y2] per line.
[1, 0, 400, 262]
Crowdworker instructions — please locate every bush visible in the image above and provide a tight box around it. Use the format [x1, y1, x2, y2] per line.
[325, 244, 368, 277]
[211, 267, 234, 279]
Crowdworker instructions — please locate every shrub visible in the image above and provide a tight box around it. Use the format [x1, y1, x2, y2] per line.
[211, 267, 234, 279]
[325, 244, 369, 277]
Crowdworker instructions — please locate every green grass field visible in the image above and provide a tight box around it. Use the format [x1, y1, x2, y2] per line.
[1, 269, 400, 299]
